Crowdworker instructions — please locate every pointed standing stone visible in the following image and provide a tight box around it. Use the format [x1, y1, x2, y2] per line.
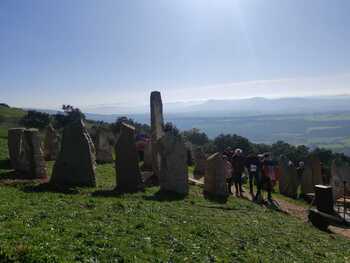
[43, 124, 60, 161]
[150, 91, 164, 179]
[204, 153, 228, 197]
[50, 120, 96, 187]
[115, 123, 143, 193]
[158, 131, 188, 195]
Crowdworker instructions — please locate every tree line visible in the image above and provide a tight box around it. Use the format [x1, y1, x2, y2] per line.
[20, 108, 350, 171]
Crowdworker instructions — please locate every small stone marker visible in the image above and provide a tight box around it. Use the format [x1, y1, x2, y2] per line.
[204, 152, 228, 197]
[43, 124, 60, 161]
[193, 147, 206, 179]
[150, 91, 164, 179]
[158, 131, 189, 195]
[50, 120, 96, 187]
[8, 128, 47, 179]
[278, 157, 299, 199]
[115, 123, 143, 193]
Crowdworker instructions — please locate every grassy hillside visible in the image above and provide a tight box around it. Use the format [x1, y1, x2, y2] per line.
[0, 105, 26, 128]
[0, 127, 349, 262]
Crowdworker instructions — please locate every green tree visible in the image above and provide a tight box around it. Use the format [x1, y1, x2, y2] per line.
[20, 110, 51, 129]
[214, 134, 253, 154]
[181, 128, 209, 146]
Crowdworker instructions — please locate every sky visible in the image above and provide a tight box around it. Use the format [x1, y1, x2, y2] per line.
[1, 0, 350, 110]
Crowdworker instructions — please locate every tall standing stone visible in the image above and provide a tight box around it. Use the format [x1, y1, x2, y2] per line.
[158, 131, 188, 195]
[193, 147, 206, 179]
[50, 120, 96, 187]
[43, 124, 60, 161]
[115, 123, 143, 193]
[8, 128, 25, 170]
[204, 152, 227, 197]
[279, 157, 299, 199]
[150, 91, 164, 179]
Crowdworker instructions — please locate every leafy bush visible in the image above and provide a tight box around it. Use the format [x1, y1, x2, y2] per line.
[181, 128, 209, 146]
[19, 110, 51, 129]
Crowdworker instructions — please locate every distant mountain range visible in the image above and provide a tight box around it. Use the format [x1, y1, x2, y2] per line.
[79, 95, 350, 117]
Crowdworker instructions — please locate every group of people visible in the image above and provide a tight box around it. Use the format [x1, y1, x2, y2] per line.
[223, 148, 279, 202]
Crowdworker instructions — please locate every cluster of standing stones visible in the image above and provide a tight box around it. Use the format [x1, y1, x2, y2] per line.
[278, 155, 323, 199]
[6, 91, 350, 199]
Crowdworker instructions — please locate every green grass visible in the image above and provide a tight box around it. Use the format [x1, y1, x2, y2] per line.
[0, 128, 350, 262]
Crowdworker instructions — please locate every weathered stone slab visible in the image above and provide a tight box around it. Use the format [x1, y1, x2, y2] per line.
[115, 123, 143, 192]
[8, 128, 25, 169]
[8, 128, 47, 179]
[204, 152, 227, 197]
[43, 124, 60, 161]
[50, 120, 96, 187]
[279, 157, 299, 198]
[158, 132, 188, 195]
[94, 126, 114, 163]
[331, 159, 350, 199]
[193, 147, 206, 179]
[150, 91, 164, 179]
[300, 156, 323, 195]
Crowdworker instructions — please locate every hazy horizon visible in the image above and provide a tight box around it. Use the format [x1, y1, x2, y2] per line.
[1, 1, 350, 109]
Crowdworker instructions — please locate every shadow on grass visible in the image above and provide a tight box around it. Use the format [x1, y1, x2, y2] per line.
[92, 186, 145, 198]
[143, 190, 187, 202]
[92, 189, 122, 198]
[21, 183, 80, 195]
[0, 170, 18, 180]
[203, 191, 228, 204]
[0, 159, 12, 170]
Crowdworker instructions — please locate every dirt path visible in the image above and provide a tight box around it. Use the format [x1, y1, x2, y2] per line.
[245, 191, 350, 239]
[188, 176, 350, 238]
